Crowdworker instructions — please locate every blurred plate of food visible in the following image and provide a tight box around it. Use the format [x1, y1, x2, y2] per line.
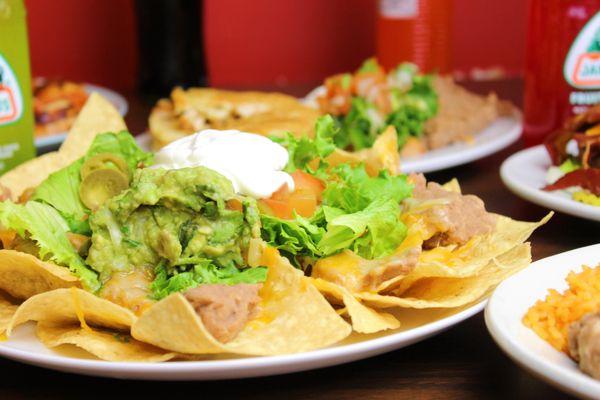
[485, 244, 600, 399]
[33, 78, 128, 148]
[303, 59, 522, 173]
[145, 59, 521, 173]
[501, 105, 600, 221]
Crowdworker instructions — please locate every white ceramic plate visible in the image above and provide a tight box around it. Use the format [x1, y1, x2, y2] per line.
[501, 145, 600, 222]
[303, 86, 522, 174]
[35, 84, 128, 149]
[0, 299, 486, 380]
[485, 244, 600, 399]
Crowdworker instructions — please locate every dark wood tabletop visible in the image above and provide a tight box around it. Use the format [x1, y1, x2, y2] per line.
[2, 79, 595, 400]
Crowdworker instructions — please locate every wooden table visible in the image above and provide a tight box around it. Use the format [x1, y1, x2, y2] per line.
[1, 80, 594, 399]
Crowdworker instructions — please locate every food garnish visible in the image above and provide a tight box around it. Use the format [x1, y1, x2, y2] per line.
[313, 58, 515, 157]
[543, 104, 600, 206]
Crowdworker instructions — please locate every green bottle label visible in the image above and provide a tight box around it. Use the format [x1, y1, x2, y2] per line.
[0, 0, 35, 174]
[0, 53, 24, 125]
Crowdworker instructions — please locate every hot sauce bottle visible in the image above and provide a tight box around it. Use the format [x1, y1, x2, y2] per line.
[376, 0, 453, 73]
[0, 0, 35, 173]
[524, 0, 600, 146]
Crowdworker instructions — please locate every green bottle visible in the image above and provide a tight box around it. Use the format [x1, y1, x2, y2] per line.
[0, 0, 35, 173]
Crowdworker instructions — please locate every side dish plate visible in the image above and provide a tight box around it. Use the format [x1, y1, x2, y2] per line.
[485, 244, 600, 399]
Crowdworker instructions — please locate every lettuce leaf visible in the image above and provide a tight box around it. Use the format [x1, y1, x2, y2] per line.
[151, 260, 267, 300]
[30, 158, 88, 234]
[273, 115, 337, 174]
[261, 163, 413, 263]
[0, 201, 100, 291]
[322, 164, 413, 212]
[260, 213, 324, 266]
[31, 131, 152, 234]
[318, 198, 406, 258]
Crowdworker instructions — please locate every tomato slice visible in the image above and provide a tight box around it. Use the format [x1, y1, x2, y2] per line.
[259, 171, 325, 219]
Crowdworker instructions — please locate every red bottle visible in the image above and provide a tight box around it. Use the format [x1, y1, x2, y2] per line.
[376, 0, 453, 73]
[524, 0, 600, 146]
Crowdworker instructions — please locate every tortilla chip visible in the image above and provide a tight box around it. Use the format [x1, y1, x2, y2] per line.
[0, 93, 127, 200]
[59, 92, 127, 161]
[311, 278, 400, 334]
[7, 288, 135, 335]
[357, 243, 531, 309]
[311, 221, 424, 293]
[326, 126, 401, 176]
[35, 322, 175, 362]
[391, 213, 551, 295]
[0, 250, 80, 300]
[0, 291, 18, 334]
[132, 247, 351, 355]
[0, 152, 64, 202]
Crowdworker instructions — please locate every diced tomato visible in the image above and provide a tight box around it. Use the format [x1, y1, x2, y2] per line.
[0, 229, 16, 249]
[290, 170, 325, 201]
[259, 171, 325, 219]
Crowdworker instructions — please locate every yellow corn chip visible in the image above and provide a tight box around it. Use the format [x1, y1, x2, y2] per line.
[0, 250, 80, 300]
[7, 288, 135, 335]
[311, 278, 400, 334]
[35, 322, 175, 362]
[357, 243, 531, 309]
[132, 247, 351, 355]
[392, 213, 551, 295]
[0, 291, 18, 334]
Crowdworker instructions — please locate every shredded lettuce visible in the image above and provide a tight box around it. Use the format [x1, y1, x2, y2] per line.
[358, 58, 380, 73]
[151, 260, 267, 300]
[387, 71, 438, 147]
[333, 97, 381, 150]
[559, 158, 581, 174]
[31, 131, 153, 234]
[260, 160, 413, 264]
[273, 115, 337, 175]
[318, 198, 406, 258]
[333, 61, 438, 150]
[0, 201, 99, 291]
[260, 213, 324, 266]
[322, 164, 413, 212]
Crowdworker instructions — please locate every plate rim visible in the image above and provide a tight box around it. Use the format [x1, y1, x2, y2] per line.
[500, 145, 600, 222]
[485, 243, 600, 399]
[400, 116, 522, 173]
[0, 298, 486, 380]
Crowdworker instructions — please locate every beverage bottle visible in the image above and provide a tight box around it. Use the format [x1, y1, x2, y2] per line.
[523, 0, 600, 146]
[0, 0, 35, 173]
[376, 0, 453, 73]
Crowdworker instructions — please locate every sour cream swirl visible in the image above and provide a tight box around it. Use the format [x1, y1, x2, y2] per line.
[153, 129, 294, 199]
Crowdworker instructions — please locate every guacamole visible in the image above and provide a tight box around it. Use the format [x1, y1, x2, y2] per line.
[87, 166, 264, 297]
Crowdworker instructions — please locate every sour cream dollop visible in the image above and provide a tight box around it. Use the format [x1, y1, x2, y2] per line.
[153, 129, 294, 199]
